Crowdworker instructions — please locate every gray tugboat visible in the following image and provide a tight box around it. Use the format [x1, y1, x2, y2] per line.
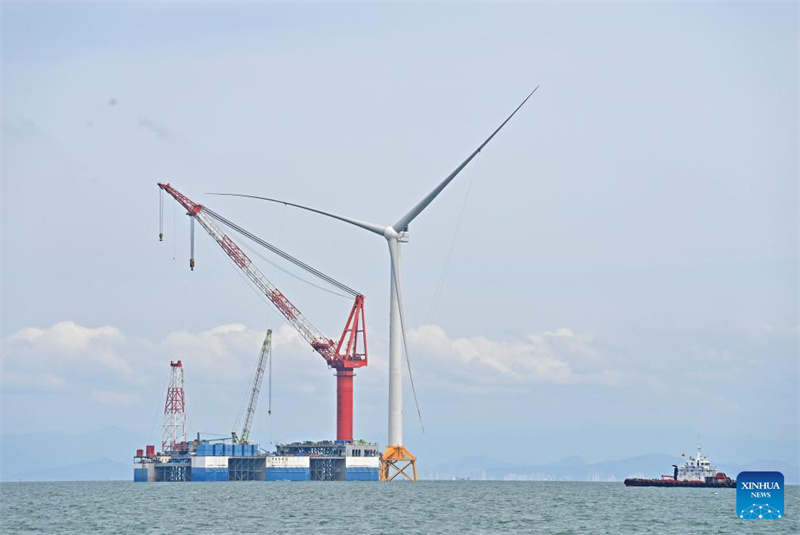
[624, 444, 736, 488]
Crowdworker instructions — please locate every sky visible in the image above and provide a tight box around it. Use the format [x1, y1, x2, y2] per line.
[1, 2, 798, 469]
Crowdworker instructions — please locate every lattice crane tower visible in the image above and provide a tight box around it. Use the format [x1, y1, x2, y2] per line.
[162, 360, 187, 452]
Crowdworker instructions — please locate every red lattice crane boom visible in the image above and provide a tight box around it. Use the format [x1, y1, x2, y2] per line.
[158, 183, 367, 442]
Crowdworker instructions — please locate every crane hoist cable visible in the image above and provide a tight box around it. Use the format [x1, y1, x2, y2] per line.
[159, 189, 164, 241]
[203, 206, 359, 297]
[390, 249, 425, 434]
[427, 152, 480, 323]
[172, 197, 177, 260]
[189, 216, 196, 270]
[225, 220, 352, 299]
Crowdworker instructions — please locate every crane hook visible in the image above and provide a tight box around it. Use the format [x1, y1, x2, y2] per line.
[159, 188, 164, 241]
[189, 215, 196, 271]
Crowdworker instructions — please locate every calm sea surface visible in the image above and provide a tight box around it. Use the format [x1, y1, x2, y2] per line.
[1, 481, 798, 534]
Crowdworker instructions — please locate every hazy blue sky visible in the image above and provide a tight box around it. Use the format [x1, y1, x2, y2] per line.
[2, 2, 797, 468]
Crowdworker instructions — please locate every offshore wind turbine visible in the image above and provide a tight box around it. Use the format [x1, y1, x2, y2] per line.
[214, 87, 539, 480]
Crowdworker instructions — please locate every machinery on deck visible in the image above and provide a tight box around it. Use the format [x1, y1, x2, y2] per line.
[158, 183, 368, 442]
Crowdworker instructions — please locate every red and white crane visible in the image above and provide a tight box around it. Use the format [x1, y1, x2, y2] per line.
[158, 183, 367, 442]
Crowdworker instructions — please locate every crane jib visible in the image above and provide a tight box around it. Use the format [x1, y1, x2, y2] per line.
[236, 329, 272, 445]
[157, 182, 367, 368]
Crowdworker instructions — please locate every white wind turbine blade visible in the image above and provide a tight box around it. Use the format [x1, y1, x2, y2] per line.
[209, 193, 386, 236]
[388, 239, 425, 433]
[392, 86, 539, 233]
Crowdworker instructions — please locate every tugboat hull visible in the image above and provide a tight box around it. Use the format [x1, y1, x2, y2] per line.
[624, 478, 735, 488]
[625, 444, 735, 488]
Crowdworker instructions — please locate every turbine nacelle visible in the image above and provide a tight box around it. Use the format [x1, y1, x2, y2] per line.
[383, 226, 410, 243]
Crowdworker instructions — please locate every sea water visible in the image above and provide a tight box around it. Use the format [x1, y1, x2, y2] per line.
[1, 481, 798, 534]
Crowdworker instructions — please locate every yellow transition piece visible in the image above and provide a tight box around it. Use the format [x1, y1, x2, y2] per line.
[380, 445, 417, 482]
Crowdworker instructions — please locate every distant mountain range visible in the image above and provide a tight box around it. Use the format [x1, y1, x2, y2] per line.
[6, 458, 131, 482]
[423, 454, 800, 484]
[2, 428, 797, 483]
[1, 426, 147, 482]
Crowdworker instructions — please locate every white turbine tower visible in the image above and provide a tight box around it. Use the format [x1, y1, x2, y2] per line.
[215, 87, 538, 480]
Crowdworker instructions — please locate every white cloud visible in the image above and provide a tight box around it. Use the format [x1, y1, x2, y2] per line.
[1, 320, 328, 436]
[11, 320, 124, 354]
[2, 318, 796, 446]
[5, 319, 794, 434]
[162, 323, 256, 380]
[409, 324, 636, 389]
[160, 324, 317, 383]
[4, 321, 133, 382]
